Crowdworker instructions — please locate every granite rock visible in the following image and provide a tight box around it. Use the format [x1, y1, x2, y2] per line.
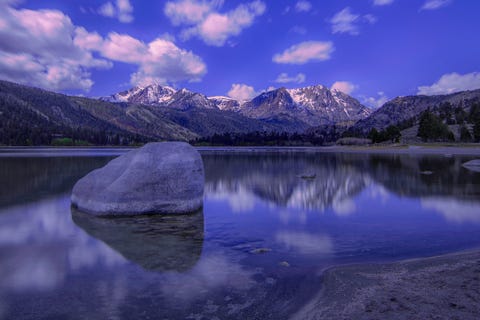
[71, 142, 204, 215]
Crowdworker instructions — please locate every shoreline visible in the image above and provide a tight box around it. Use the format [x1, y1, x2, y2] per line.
[1, 144, 480, 156]
[197, 144, 480, 155]
[292, 249, 480, 320]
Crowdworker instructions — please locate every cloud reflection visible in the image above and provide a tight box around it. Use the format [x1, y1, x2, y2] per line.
[0, 196, 126, 292]
[158, 254, 256, 302]
[421, 197, 480, 223]
[275, 231, 333, 255]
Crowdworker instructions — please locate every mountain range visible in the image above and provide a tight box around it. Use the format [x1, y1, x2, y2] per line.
[1, 79, 480, 145]
[103, 83, 372, 127]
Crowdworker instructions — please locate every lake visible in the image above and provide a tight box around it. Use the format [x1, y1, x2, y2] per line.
[1, 148, 480, 319]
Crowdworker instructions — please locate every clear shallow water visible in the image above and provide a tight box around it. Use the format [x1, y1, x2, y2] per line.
[0, 149, 480, 319]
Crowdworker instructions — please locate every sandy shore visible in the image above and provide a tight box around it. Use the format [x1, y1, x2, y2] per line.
[291, 250, 480, 320]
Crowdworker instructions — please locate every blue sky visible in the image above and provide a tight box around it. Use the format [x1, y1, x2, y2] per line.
[0, 0, 479, 107]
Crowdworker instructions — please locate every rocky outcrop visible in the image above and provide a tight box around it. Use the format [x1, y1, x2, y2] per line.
[71, 142, 204, 215]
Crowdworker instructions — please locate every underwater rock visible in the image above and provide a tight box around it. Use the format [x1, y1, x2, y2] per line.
[71, 208, 204, 272]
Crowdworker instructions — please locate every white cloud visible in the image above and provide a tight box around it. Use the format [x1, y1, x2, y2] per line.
[329, 8, 376, 35]
[98, 0, 134, 23]
[363, 14, 377, 24]
[95, 33, 207, 86]
[275, 73, 306, 84]
[227, 83, 257, 101]
[164, 0, 219, 25]
[165, 0, 265, 46]
[0, 5, 111, 91]
[330, 7, 360, 35]
[331, 81, 357, 94]
[99, 33, 147, 63]
[363, 91, 389, 108]
[373, 0, 394, 6]
[99, 2, 115, 17]
[273, 41, 334, 64]
[295, 1, 312, 13]
[0, 2, 206, 91]
[420, 0, 452, 10]
[289, 25, 307, 35]
[417, 72, 480, 95]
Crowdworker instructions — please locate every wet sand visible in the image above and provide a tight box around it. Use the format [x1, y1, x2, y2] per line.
[292, 250, 480, 320]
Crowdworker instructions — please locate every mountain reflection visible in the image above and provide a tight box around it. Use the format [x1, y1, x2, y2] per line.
[204, 153, 370, 213]
[203, 152, 480, 213]
[71, 209, 204, 272]
[364, 155, 480, 200]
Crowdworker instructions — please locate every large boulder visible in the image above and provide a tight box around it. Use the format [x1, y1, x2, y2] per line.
[71, 142, 204, 215]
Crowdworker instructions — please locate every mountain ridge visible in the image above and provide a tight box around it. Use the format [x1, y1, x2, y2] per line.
[103, 83, 372, 126]
[3, 79, 480, 146]
[352, 89, 480, 133]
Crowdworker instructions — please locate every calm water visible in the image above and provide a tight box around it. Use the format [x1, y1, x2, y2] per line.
[1, 149, 480, 319]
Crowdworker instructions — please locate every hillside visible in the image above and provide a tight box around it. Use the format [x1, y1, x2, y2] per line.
[352, 89, 480, 133]
[0, 80, 296, 145]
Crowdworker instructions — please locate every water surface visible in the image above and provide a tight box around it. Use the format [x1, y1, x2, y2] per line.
[1, 149, 480, 319]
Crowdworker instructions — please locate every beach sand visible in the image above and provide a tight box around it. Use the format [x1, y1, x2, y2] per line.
[291, 250, 480, 320]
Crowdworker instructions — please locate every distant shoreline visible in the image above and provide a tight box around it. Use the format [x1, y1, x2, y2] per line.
[197, 144, 480, 155]
[1, 144, 480, 156]
[292, 249, 480, 319]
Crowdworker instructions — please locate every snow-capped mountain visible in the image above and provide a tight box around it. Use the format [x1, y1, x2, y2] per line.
[241, 85, 371, 126]
[166, 88, 217, 110]
[103, 84, 176, 104]
[207, 96, 241, 112]
[103, 84, 372, 127]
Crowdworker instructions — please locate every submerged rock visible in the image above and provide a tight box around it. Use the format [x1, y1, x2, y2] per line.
[72, 208, 204, 272]
[71, 142, 204, 215]
[462, 159, 480, 173]
[250, 248, 272, 254]
[420, 170, 433, 175]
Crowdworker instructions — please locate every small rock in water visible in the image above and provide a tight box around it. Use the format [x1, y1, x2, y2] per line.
[250, 248, 272, 254]
[299, 173, 316, 180]
[279, 261, 290, 267]
[462, 159, 480, 173]
[71, 141, 204, 216]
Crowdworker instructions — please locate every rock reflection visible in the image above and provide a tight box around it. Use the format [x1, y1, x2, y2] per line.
[71, 209, 204, 272]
